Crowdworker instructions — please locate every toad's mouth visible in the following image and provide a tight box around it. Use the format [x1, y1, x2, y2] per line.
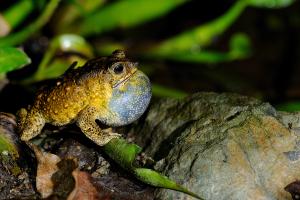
[113, 69, 137, 88]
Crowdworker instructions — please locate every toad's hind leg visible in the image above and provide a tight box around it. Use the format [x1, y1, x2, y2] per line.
[19, 111, 45, 141]
[76, 107, 121, 146]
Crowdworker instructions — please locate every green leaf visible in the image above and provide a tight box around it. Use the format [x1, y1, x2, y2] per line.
[155, 51, 231, 63]
[34, 57, 87, 81]
[0, 0, 60, 47]
[276, 101, 300, 112]
[52, 34, 94, 56]
[95, 42, 125, 56]
[24, 34, 93, 83]
[149, 0, 248, 55]
[103, 138, 203, 199]
[134, 168, 204, 200]
[53, 0, 105, 33]
[248, 0, 295, 8]
[0, 47, 31, 73]
[145, 33, 251, 64]
[229, 32, 252, 59]
[66, 0, 187, 36]
[2, 0, 34, 30]
[69, 0, 105, 13]
[104, 138, 142, 170]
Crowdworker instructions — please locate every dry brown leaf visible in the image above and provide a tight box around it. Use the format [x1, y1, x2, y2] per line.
[67, 170, 110, 200]
[32, 144, 61, 198]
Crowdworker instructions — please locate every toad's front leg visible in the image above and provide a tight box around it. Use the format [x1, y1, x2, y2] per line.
[76, 107, 121, 146]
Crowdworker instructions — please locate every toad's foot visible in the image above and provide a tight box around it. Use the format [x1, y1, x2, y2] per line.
[103, 128, 121, 136]
[77, 107, 121, 146]
[101, 128, 122, 145]
[99, 132, 121, 146]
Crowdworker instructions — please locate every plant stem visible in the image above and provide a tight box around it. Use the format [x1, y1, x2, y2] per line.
[150, 0, 248, 55]
[2, 0, 34, 30]
[0, 0, 60, 47]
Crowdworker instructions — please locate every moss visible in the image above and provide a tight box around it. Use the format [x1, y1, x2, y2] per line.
[0, 133, 21, 175]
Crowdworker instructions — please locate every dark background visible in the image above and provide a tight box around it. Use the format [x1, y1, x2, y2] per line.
[1, 0, 300, 112]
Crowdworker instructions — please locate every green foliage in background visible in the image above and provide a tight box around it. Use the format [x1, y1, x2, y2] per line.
[0, 47, 31, 73]
[2, 0, 34, 31]
[63, 0, 187, 35]
[276, 102, 300, 112]
[0, 0, 296, 96]
[248, 0, 295, 8]
[0, 0, 60, 47]
[24, 34, 94, 83]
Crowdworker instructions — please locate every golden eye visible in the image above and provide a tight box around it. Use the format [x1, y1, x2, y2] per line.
[113, 63, 124, 74]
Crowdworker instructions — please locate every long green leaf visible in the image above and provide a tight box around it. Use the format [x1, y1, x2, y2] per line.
[148, 0, 248, 55]
[135, 168, 204, 200]
[154, 33, 251, 63]
[53, 0, 105, 33]
[23, 34, 93, 83]
[66, 0, 187, 36]
[104, 138, 203, 199]
[2, 0, 34, 30]
[0, 0, 60, 47]
[248, 0, 295, 8]
[0, 47, 31, 73]
[104, 138, 142, 170]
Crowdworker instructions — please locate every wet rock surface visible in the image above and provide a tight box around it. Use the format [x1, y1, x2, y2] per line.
[129, 92, 300, 200]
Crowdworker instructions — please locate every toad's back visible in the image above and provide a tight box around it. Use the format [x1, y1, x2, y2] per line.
[33, 78, 85, 125]
[33, 71, 111, 126]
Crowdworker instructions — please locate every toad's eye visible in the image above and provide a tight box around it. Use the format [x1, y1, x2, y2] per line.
[113, 63, 124, 74]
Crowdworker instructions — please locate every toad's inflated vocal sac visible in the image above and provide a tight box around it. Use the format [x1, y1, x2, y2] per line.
[18, 50, 152, 146]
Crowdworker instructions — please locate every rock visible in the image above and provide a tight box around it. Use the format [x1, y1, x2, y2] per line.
[129, 92, 300, 200]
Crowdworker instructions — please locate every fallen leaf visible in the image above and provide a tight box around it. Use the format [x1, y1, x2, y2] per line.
[51, 158, 77, 199]
[67, 170, 110, 200]
[32, 144, 61, 198]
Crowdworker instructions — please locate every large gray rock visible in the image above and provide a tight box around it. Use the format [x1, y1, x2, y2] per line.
[129, 92, 300, 200]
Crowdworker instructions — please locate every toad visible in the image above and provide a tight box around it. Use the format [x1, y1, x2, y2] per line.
[18, 50, 152, 146]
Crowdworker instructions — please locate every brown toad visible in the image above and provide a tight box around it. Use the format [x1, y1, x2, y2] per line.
[18, 50, 151, 146]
